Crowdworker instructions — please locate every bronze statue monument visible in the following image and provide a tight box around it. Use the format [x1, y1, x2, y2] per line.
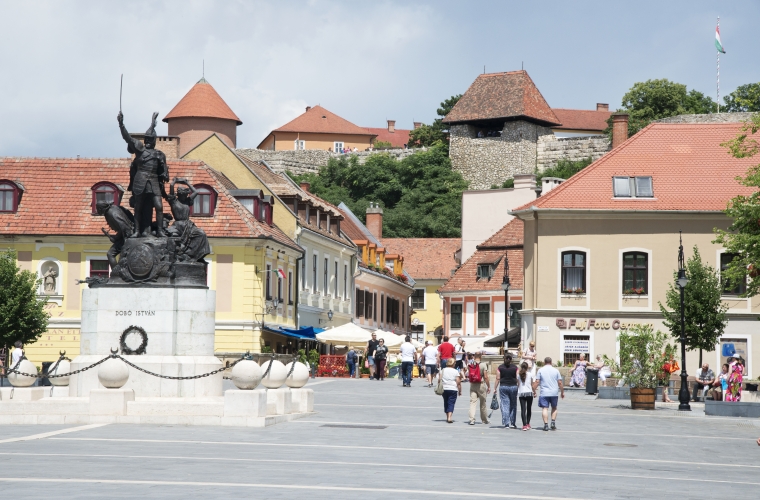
[118, 111, 169, 238]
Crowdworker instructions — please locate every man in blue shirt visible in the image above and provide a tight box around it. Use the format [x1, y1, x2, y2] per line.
[532, 356, 565, 431]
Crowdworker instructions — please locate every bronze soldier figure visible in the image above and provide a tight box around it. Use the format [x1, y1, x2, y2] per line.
[96, 200, 134, 270]
[117, 111, 168, 237]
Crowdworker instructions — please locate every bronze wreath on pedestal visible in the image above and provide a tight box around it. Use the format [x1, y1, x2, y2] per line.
[120, 325, 148, 355]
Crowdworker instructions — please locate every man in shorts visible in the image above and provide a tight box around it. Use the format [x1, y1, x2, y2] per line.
[438, 336, 455, 370]
[367, 333, 379, 380]
[422, 341, 439, 387]
[532, 356, 564, 431]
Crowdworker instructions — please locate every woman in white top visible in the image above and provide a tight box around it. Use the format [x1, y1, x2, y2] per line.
[439, 358, 462, 423]
[516, 361, 536, 431]
[593, 355, 612, 386]
[523, 341, 537, 377]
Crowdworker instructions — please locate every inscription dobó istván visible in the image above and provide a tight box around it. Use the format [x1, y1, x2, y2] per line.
[115, 310, 156, 316]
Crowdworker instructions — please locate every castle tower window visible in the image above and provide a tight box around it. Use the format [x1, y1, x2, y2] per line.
[91, 182, 122, 214]
[191, 184, 216, 216]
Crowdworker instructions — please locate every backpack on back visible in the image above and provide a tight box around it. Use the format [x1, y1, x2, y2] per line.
[468, 363, 482, 383]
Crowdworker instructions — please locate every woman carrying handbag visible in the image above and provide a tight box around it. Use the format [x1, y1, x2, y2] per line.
[438, 358, 461, 423]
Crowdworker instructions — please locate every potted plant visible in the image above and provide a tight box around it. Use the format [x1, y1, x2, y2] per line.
[623, 287, 646, 295]
[360, 366, 370, 378]
[616, 324, 669, 410]
[306, 349, 320, 378]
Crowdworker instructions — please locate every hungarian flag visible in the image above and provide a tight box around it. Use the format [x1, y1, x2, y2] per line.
[277, 268, 287, 280]
[715, 24, 726, 53]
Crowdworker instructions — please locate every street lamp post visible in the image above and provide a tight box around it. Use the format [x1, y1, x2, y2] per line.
[676, 231, 691, 411]
[500, 254, 510, 352]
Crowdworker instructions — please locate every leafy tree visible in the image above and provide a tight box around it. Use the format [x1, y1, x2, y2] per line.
[658, 246, 728, 364]
[373, 140, 393, 149]
[606, 79, 715, 137]
[492, 157, 593, 190]
[407, 94, 462, 150]
[714, 113, 760, 296]
[0, 250, 49, 351]
[289, 146, 469, 237]
[614, 324, 670, 389]
[723, 83, 760, 112]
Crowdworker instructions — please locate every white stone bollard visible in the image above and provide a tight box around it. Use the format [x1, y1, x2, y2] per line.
[284, 362, 309, 388]
[48, 359, 71, 387]
[290, 388, 314, 413]
[266, 387, 292, 415]
[89, 388, 135, 416]
[8, 359, 38, 387]
[97, 357, 129, 389]
[260, 360, 287, 389]
[230, 359, 262, 390]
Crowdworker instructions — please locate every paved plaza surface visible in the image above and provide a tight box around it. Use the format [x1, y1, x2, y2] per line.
[1, 378, 759, 499]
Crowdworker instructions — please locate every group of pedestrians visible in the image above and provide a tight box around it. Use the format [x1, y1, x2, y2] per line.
[434, 340, 565, 432]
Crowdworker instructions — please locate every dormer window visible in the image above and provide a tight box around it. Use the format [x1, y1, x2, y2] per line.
[0, 180, 22, 213]
[477, 264, 494, 279]
[191, 184, 216, 216]
[261, 196, 274, 225]
[91, 182, 123, 214]
[613, 176, 653, 198]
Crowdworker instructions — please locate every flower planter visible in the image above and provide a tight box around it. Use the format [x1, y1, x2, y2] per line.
[360, 373, 370, 379]
[630, 387, 656, 410]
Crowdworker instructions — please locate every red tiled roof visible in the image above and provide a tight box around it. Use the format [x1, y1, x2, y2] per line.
[163, 78, 242, 125]
[0, 157, 300, 252]
[551, 108, 612, 132]
[272, 105, 375, 136]
[513, 122, 757, 213]
[440, 219, 523, 293]
[380, 238, 460, 280]
[336, 207, 369, 241]
[442, 71, 560, 126]
[365, 127, 411, 148]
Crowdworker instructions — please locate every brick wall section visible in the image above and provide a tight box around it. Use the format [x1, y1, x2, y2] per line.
[536, 135, 610, 171]
[168, 117, 237, 157]
[236, 148, 423, 175]
[449, 121, 555, 190]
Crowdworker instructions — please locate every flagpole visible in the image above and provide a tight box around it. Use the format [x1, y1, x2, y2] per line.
[717, 17, 720, 113]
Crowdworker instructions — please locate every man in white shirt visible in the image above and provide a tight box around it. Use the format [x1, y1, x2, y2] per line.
[399, 336, 417, 387]
[455, 337, 466, 372]
[532, 356, 565, 431]
[422, 341, 439, 388]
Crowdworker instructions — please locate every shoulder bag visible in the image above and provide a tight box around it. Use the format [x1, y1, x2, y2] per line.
[434, 370, 445, 395]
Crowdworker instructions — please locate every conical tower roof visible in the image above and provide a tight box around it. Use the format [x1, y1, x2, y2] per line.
[163, 78, 242, 125]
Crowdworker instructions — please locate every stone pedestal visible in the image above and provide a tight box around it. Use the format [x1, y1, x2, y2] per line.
[0, 387, 45, 401]
[290, 388, 314, 413]
[49, 386, 70, 398]
[266, 387, 292, 415]
[89, 389, 135, 416]
[224, 389, 267, 417]
[70, 286, 219, 397]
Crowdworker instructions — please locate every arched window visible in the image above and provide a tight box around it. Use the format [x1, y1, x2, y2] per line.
[0, 181, 21, 213]
[91, 182, 122, 214]
[191, 184, 216, 217]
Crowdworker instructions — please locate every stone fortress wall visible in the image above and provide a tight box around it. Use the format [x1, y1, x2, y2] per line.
[449, 121, 612, 190]
[236, 148, 421, 175]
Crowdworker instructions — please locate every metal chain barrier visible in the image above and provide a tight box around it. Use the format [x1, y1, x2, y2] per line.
[6, 353, 112, 379]
[115, 354, 246, 380]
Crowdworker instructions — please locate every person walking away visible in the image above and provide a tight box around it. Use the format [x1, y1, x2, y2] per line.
[374, 339, 388, 381]
[422, 341, 438, 387]
[725, 357, 744, 402]
[418, 343, 427, 379]
[440, 358, 461, 423]
[569, 353, 587, 387]
[438, 336, 455, 371]
[496, 354, 518, 429]
[346, 347, 358, 378]
[533, 357, 564, 431]
[399, 336, 416, 387]
[467, 352, 490, 425]
[455, 338, 465, 372]
[517, 361, 536, 431]
[523, 341, 537, 377]
[692, 363, 715, 402]
[367, 333, 379, 380]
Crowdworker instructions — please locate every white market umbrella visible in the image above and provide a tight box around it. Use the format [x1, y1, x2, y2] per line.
[460, 334, 500, 354]
[316, 323, 372, 345]
[374, 330, 404, 348]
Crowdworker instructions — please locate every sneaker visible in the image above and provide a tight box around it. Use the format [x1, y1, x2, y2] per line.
[543, 424, 549, 432]
[522, 425, 528, 431]
[551, 422, 557, 431]
[527, 424, 531, 430]
[509, 424, 517, 429]
[469, 421, 475, 426]
[482, 420, 490, 425]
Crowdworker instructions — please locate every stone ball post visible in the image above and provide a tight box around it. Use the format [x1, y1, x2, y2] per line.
[284, 361, 310, 388]
[97, 357, 130, 389]
[260, 360, 287, 389]
[8, 359, 38, 387]
[48, 359, 71, 386]
[230, 359, 262, 390]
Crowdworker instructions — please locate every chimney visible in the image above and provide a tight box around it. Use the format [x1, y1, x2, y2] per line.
[596, 103, 609, 112]
[541, 177, 565, 194]
[611, 113, 629, 149]
[305, 106, 312, 112]
[365, 202, 383, 239]
[387, 120, 395, 133]
[512, 174, 537, 191]
[299, 182, 311, 193]
[413, 122, 422, 129]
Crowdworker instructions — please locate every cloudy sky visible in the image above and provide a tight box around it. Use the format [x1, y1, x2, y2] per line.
[0, 0, 757, 158]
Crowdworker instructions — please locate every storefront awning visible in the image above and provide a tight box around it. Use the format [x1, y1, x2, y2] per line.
[264, 326, 322, 341]
[484, 327, 521, 347]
